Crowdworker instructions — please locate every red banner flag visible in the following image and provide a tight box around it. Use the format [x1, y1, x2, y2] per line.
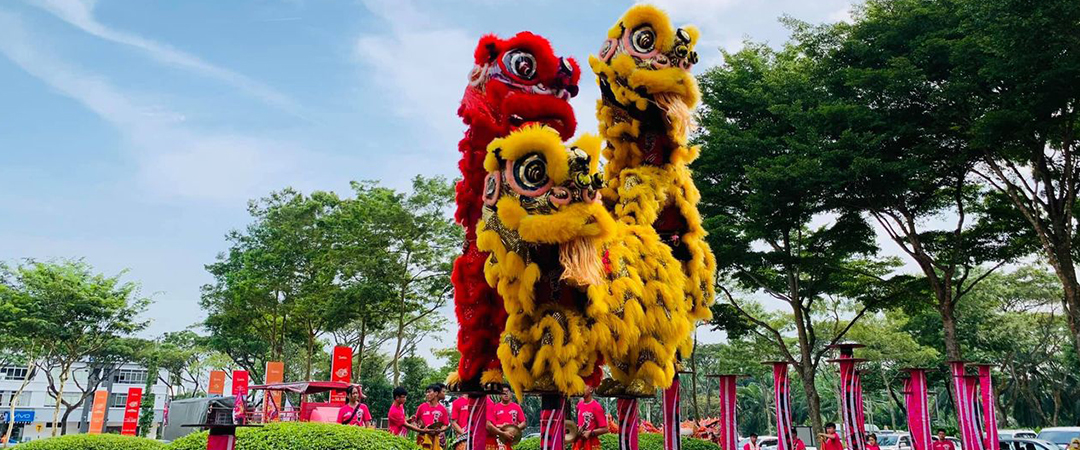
[264, 361, 284, 421]
[977, 365, 999, 450]
[121, 387, 143, 436]
[331, 346, 353, 404]
[717, 375, 739, 450]
[208, 370, 226, 396]
[539, 396, 567, 450]
[231, 370, 249, 396]
[664, 375, 682, 450]
[617, 398, 641, 450]
[770, 362, 794, 450]
[903, 369, 933, 450]
[88, 390, 108, 435]
[834, 358, 867, 450]
[950, 362, 983, 450]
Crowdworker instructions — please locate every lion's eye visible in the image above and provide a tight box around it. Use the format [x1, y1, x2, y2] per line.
[503, 49, 537, 80]
[514, 153, 548, 191]
[631, 26, 656, 53]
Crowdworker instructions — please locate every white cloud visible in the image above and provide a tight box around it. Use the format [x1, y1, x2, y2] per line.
[0, 10, 307, 203]
[354, 0, 474, 148]
[23, 0, 299, 113]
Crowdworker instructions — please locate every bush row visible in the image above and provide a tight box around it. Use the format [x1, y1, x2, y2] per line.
[516, 432, 720, 450]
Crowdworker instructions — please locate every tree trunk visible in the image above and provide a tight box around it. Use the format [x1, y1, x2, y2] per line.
[51, 365, 69, 437]
[940, 300, 962, 361]
[791, 301, 823, 432]
[2, 356, 34, 447]
[800, 367, 824, 434]
[355, 320, 367, 382]
[305, 331, 314, 381]
[392, 251, 412, 386]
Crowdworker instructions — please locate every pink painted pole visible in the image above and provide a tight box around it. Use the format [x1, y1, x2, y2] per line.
[977, 365, 999, 450]
[717, 375, 739, 450]
[539, 395, 567, 450]
[903, 369, 933, 450]
[769, 363, 793, 450]
[663, 375, 681, 450]
[467, 394, 489, 450]
[617, 398, 640, 450]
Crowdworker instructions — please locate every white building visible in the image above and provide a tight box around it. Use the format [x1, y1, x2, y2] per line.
[0, 362, 170, 443]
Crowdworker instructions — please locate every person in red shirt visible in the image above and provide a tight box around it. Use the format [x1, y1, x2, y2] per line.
[492, 386, 526, 428]
[932, 429, 956, 450]
[819, 423, 844, 450]
[388, 386, 425, 437]
[490, 385, 526, 450]
[337, 385, 372, 427]
[865, 434, 881, 450]
[450, 395, 471, 450]
[414, 384, 451, 450]
[745, 434, 762, 450]
[573, 385, 608, 450]
[792, 428, 807, 450]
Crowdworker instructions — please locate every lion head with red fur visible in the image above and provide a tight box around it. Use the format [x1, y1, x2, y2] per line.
[459, 32, 580, 141]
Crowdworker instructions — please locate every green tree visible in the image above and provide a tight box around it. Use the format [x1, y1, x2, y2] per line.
[799, 0, 1022, 362]
[353, 176, 459, 385]
[696, 41, 904, 432]
[0, 260, 148, 436]
[958, 0, 1080, 359]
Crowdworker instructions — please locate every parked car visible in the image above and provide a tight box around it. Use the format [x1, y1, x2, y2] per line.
[999, 438, 1059, 450]
[878, 432, 913, 450]
[742, 435, 778, 450]
[1001, 431, 1039, 440]
[1038, 427, 1080, 449]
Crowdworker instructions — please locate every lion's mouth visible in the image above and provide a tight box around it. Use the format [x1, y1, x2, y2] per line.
[503, 93, 577, 140]
[508, 113, 565, 133]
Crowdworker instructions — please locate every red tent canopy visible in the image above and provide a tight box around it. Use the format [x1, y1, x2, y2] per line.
[248, 381, 350, 395]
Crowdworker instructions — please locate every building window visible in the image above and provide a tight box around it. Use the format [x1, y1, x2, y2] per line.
[0, 366, 29, 381]
[0, 391, 31, 407]
[44, 392, 83, 407]
[112, 369, 148, 385]
[109, 393, 128, 408]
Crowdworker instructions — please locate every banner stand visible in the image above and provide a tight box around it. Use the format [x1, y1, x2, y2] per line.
[764, 362, 794, 450]
[828, 343, 867, 450]
[538, 394, 567, 450]
[901, 368, 933, 450]
[706, 374, 745, 450]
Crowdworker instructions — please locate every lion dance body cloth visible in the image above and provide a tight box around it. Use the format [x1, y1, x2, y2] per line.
[455, 4, 715, 402]
[451, 32, 581, 390]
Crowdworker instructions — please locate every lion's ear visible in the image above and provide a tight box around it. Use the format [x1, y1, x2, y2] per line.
[475, 34, 501, 64]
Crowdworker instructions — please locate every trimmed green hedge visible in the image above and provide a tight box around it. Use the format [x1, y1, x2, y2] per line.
[168, 422, 419, 450]
[517, 433, 720, 450]
[17, 434, 166, 450]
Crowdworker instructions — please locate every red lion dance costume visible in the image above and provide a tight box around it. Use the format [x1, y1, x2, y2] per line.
[450, 32, 581, 391]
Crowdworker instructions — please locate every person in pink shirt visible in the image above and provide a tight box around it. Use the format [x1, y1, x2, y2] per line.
[573, 385, 607, 450]
[337, 385, 372, 427]
[819, 423, 844, 450]
[492, 386, 526, 428]
[744, 434, 762, 450]
[932, 429, 956, 450]
[792, 428, 807, 450]
[449, 395, 472, 450]
[414, 384, 450, 450]
[388, 386, 424, 437]
[865, 434, 881, 450]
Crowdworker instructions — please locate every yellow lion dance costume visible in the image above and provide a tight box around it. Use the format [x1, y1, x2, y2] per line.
[474, 4, 715, 400]
[478, 124, 693, 398]
[590, 5, 716, 323]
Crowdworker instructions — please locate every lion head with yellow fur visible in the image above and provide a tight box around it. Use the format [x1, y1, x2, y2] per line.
[590, 4, 700, 170]
[477, 125, 696, 398]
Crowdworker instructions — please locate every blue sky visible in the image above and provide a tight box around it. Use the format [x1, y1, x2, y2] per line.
[0, 0, 857, 358]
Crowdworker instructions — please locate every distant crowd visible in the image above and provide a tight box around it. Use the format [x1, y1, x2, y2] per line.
[336, 383, 609, 450]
